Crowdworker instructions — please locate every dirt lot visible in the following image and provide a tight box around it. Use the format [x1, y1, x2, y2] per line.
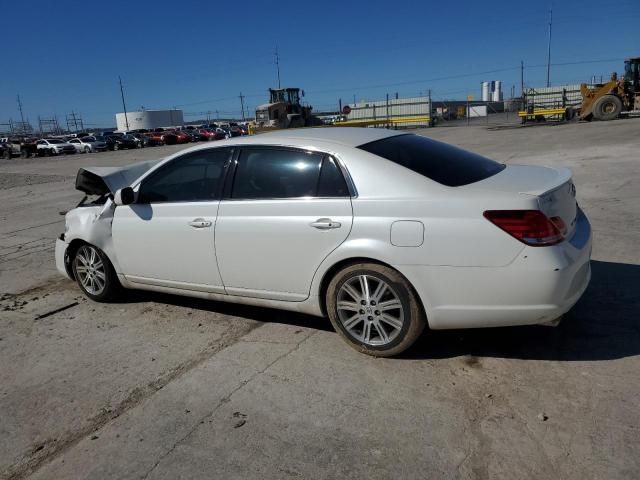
[1, 120, 639, 480]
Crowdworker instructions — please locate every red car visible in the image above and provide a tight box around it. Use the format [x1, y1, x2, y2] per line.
[145, 131, 178, 145]
[168, 130, 191, 144]
[198, 128, 225, 141]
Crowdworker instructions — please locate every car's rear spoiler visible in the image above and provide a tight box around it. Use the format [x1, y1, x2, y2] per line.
[75, 160, 159, 195]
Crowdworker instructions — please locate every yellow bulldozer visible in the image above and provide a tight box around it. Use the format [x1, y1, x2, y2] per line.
[579, 57, 640, 121]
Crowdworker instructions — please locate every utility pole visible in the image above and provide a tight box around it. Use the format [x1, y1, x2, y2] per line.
[16, 95, 26, 135]
[119, 76, 130, 131]
[546, 8, 553, 87]
[428, 89, 432, 127]
[239, 92, 246, 121]
[520, 60, 525, 97]
[274, 47, 281, 88]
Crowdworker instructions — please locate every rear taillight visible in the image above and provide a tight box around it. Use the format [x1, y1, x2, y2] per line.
[483, 210, 565, 246]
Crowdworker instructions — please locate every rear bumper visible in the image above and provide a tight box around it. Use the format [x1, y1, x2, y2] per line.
[401, 208, 592, 329]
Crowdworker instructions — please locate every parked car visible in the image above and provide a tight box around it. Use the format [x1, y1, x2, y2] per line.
[197, 129, 220, 141]
[129, 133, 147, 147]
[181, 130, 200, 142]
[68, 137, 97, 153]
[112, 135, 140, 150]
[144, 132, 164, 146]
[230, 126, 244, 137]
[168, 130, 191, 144]
[36, 139, 76, 156]
[1, 138, 22, 159]
[92, 136, 116, 150]
[55, 128, 592, 357]
[80, 136, 108, 152]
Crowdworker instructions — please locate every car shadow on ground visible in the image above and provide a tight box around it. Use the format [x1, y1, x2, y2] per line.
[406, 260, 640, 361]
[120, 289, 335, 332]
[118, 260, 639, 361]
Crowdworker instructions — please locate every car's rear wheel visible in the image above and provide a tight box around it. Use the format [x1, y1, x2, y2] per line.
[84, 147, 90, 153]
[326, 263, 426, 357]
[72, 244, 120, 302]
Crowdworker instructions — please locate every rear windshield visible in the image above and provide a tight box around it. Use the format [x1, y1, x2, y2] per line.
[358, 134, 505, 187]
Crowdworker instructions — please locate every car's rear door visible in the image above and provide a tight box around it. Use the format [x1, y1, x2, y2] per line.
[214, 147, 353, 301]
[112, 147, 232, 292]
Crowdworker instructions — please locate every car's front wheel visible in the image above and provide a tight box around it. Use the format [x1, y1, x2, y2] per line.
[72, 244, 120, 302]
[326, 263, 426, 357]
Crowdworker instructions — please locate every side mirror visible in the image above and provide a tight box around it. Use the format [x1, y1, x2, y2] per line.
[114, 187, 135, 206]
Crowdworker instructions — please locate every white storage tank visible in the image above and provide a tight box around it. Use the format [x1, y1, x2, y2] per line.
[115, 109, 184, 131]
[481, 82, 491, 102]
[492, 81, 503, 102]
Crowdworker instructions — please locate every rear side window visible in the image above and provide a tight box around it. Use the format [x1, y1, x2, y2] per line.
[232, 149, 321, 199]
[318, 156, 349, 197]
[138, 148, 231, 203]
[358, 134, 505, 187]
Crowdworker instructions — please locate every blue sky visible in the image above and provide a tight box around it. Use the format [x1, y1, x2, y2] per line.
[2, 0, 638, 128]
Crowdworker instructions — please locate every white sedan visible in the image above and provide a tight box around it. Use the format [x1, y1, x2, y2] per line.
[68, 137, 95, 153]
[55, 128, 591, 356]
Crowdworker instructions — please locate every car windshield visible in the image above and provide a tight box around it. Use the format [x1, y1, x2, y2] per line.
[94, 136, 106, 141]
[48, 139, 63, 144]
[123, 135, 135, 140]
[83, 137, 96, 142]
[358, 134, 505, 187]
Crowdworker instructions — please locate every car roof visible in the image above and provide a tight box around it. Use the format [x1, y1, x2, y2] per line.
[246, 127, 404, 147]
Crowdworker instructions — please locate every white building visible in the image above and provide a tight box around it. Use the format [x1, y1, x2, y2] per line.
[115, 109, 184, 131]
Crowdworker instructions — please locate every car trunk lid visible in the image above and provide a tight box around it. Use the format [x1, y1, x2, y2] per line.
[470, 164, 578, 238]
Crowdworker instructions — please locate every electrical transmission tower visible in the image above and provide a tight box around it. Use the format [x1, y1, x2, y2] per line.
[66, 111, 85, 133]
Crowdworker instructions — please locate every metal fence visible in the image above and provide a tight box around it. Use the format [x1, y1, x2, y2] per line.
[430, 100, 521, 128]
[342, 96, 432, 128]
[522, 84, 588, 110]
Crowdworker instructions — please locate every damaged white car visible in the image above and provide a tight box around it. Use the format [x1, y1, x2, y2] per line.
[56, 128, 592, 356]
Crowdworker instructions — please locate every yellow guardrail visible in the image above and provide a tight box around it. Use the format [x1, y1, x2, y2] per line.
[518, 108, 566, 118]
[334, 116, 431, 127]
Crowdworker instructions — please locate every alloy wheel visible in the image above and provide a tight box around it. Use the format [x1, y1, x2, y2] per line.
[74, 245, 106, 295]
[336, 274, 404, 346]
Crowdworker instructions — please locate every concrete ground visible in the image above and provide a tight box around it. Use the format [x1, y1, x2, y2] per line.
[1, 120, 638, 479]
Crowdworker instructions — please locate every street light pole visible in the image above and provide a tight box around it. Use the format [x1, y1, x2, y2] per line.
[546, 9, 553, 87]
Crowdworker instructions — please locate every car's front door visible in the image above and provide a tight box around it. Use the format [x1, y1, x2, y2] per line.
[215, 147, 353, 301]
[112, 147, 232, 292]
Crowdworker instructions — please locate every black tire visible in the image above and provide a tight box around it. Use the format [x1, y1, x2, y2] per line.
[2, 149, 10, 160]
[326, 263, 426, 357]
[71, 244, 121, 302]
[84, 147, 91, 154]
[592, 94, 622, 121]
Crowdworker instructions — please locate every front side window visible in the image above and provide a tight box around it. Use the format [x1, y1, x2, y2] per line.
[138, 148, 231, 203]
[232, 149, 324, 199]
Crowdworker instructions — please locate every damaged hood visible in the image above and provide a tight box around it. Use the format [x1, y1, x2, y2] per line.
[75, 159, 160, 195]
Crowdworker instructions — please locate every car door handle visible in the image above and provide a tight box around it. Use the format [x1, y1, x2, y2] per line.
[188, 218, 212, 228]
[310, 218, 341, 230]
